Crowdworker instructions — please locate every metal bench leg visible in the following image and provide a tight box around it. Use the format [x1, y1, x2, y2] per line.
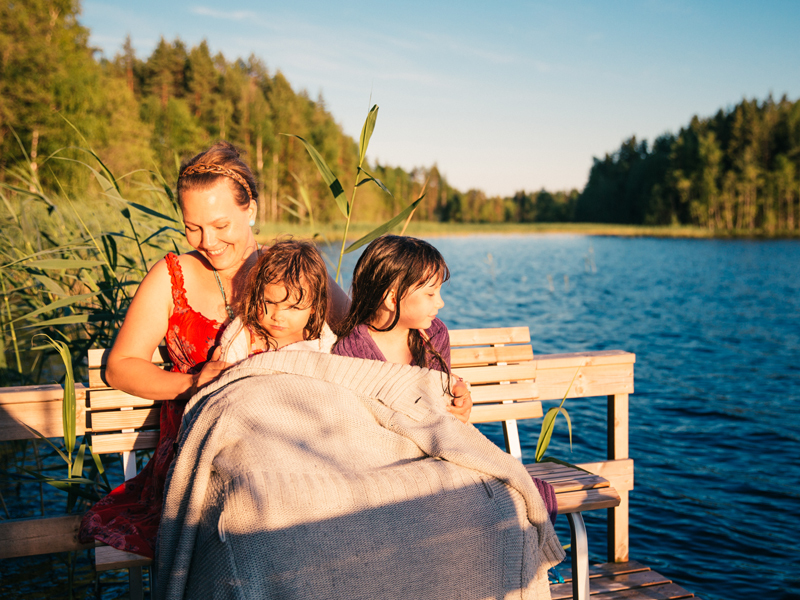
[566, 512, 590, 600]
[129, 566, 144, 600]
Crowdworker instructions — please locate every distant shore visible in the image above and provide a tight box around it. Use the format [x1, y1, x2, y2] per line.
[255, 221, 800, 243]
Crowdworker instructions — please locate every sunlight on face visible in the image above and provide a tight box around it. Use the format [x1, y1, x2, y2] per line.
[259, 283, 314, 348]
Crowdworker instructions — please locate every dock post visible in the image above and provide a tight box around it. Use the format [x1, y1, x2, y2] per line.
[607, 393, 629, 562]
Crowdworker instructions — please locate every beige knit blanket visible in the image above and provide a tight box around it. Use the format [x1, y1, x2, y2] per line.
[155, 351, 564, 600]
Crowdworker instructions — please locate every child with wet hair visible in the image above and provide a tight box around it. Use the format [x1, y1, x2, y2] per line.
[219, 239, 335, 363]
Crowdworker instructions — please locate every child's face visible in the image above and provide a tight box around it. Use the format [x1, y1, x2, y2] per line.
[260, 283, 313, 348]
[397, 276, 445, 331]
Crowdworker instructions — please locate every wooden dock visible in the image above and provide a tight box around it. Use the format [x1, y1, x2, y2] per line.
[552, 561, 702, 599]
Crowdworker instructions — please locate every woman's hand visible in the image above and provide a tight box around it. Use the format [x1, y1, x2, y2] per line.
[187, 346, 230, 398]
[448, 378, 473, 424]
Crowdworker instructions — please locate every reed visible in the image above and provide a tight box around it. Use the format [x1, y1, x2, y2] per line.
[284, 105, 424, 283]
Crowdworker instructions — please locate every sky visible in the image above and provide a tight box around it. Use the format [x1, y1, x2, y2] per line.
[81, 0, 800, 197]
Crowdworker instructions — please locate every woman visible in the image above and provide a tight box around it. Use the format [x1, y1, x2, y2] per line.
[79, 141, 350, 558]
[79, 141, 470, 558]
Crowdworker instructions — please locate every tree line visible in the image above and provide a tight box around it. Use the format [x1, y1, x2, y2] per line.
[1, 2, 798, 231]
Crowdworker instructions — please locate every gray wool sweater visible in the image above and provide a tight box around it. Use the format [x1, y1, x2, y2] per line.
[155, 351, 564, 600]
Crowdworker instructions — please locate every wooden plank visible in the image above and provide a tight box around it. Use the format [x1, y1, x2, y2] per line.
[469, 401, 543, 423]
[90, 407, 160, 433]
[450, 345, 533, 368]
[91, 430, 160, 454]
[0, 386, 87, 441]
[556, 560, 651, 583]
[535, 350, 636, 369]
[532, 363, 634, 401]
[88, 346, 168, 369]
[449, 327, 530, 347]
[589, 583, 695, 599]
[452, 363, 536, 385]
[609, 393, 630, 563]
[0, 515, 96, 558]
[555, 487, 621, 514]
[575, 459, 634, 493]
[470, 382, 538, 403]
[95, 545, 152, 571]
[88, 389, 161, 410]
[550, 569, 671, 599]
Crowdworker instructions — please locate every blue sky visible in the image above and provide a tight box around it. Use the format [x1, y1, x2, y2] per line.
[81, 0, 800, 197]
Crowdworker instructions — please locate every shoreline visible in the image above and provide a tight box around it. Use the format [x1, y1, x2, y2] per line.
[255, 221, 800, 242]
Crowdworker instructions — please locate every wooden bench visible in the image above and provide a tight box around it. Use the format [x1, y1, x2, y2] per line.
[0, 327, 636, 600]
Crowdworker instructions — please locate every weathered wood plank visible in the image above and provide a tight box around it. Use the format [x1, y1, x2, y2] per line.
[554, 487, 621, 514]
[450, 345, 534, 368]
[95, 545, 152, 571]
[535, 350, 636, 369]
[91, 430, 159, 454]
[88, 389, 161, 410]
[90, 407, 160, 433]
[449, 327, 530, 347]
[88, 346, 168, 369]
[551, 569, 671, 599]
[533, 363, 634, 401]
[556, 560, 651, 583]
[469, 382, 538, 403]
[575, 459, 635, 493]
[452, 363, 536, 385]
[589, 583, 695, 599]
[0, 515, 95, 558]
[609, 393, 630, 562]
[469, 401, 543, 423]
[0, 385, 87, 441]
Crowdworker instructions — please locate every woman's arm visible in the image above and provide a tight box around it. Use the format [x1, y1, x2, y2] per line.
[105, 259, 228, 400]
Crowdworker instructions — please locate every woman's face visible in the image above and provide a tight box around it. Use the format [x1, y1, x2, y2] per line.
[181, 179, 257, 274]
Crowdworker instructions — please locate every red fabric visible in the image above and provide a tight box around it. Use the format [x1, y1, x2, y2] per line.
[79, 253, 225, 559]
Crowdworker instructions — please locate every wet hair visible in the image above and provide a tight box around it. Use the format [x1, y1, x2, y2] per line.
[177, 141, 258, 209]
[335, 235, 451, 373]
[239, 239, 328, 351]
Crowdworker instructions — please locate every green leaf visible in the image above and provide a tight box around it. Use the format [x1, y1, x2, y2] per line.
[345, 194, 425, 254]
[358, 105, 379, 168]
[281, 134, 349, 217]
[356, 168, 392, 196]
[33, 334, 76, 457]
[127, 201, 180, 224]
[141, 226, 184, 245]
[71, 443, 86, 478]
[11, 292, 100, 324]
[33, 275, 67, 297]
[21, 313, 90, 328]
[26, 259, 104, 270]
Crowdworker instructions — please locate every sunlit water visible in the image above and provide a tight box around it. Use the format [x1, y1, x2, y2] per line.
[3, 235, 799, 599]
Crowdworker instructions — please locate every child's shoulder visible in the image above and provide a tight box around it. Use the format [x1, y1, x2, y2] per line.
[427, 317, 449, 336]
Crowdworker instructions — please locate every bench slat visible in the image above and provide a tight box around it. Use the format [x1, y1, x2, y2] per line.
[88, 389, 161, 410]
[449, 327, 530, 347]
[90, 407, 160, 433]
[452, 363, 536, 385]
[470, 401, 543, 423]
[95, 545, 152, 571]
[0, 515, 95, 558]
[91, 431, 160, 454]
[88, 346, 169, 369]
[451, 345, 533, 368]
[534, 363, 634, 401]
[469, 382, 538, 403]
[555, 487, 621, 514]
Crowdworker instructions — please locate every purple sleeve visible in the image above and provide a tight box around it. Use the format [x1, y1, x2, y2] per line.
[332, 324, 386, 362]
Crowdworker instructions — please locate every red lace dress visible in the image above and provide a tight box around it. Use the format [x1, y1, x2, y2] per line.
[79, 253, 225, 558]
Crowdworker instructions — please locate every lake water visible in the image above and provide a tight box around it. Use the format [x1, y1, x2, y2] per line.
[422, 235, 800, 600]
[3, 235, 799, 599]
